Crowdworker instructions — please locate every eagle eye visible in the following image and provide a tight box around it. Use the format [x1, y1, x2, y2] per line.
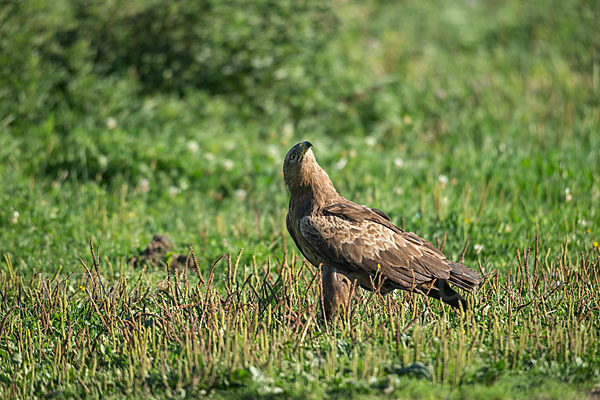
[289, 153, 297, 161]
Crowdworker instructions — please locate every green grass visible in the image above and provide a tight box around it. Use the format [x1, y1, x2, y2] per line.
[0, 238, 598, 399]
[1, 0, 600, 398]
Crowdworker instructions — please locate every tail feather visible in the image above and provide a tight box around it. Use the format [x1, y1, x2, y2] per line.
[418, 279, 469, 310]
[414, 262, 481, 310]
[447, 261, 482, 291]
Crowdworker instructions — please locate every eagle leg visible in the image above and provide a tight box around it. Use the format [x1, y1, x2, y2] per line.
[321, 265, 353, 321]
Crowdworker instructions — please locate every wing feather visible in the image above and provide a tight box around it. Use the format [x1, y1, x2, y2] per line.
[294, 200, 481, 292]
[299, 208, 451, 290]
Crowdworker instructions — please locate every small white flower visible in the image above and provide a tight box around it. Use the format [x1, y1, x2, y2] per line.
[234, 189, 247, 201]
[139, 178, 150, 193]
[205, 152, 215, 162]
[365, 136, 377, 147]
[187, 141, 199, 153]
[474, 244, 484, 254]
[565, 188, 572, 202]
[394, 157, 404, 168]
[282, 122, 294, 137]
[438, 175, 448, 187]
[335, 157, 348, 170]
[442, 196, 449, 205]
[267, 145, 279, 159]
[98, 155, 108, 168]
[223, 159, 234, 171]
[106, 117, 117, 130]
[394, 186, 403, 196]
[11, 211, 19, 224]
[274, 68, 287, 80]
[169, 186, 180, 197]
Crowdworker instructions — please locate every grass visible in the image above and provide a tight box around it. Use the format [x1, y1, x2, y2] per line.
[1, 0, 600, 398]
[0, 240, 598, 398]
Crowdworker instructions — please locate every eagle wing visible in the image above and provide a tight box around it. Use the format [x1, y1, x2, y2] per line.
[298, 201, 455, 290]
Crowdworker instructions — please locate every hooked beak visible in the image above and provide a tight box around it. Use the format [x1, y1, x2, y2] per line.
[298, 141, 313, 160]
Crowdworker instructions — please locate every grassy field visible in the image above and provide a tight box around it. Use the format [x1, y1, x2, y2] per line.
[1, 0, 600, 398]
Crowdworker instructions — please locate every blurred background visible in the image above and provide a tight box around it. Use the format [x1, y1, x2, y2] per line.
[1, 0, 599, 272]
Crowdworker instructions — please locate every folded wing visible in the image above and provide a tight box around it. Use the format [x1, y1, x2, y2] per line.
[298, 202, 469, 290]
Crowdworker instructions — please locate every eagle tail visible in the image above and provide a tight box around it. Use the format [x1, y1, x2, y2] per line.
[420, 279, 468, 310]
[447, 261, 482, 291]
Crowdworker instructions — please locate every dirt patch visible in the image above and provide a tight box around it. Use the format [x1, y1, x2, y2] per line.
[130, 234, 189, 269]
[588, 387, 600, 400]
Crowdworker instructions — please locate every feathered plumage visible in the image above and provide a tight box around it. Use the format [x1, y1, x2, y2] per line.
[283, 141, 482, 319]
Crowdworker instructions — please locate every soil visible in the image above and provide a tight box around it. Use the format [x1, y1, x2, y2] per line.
[130, 234, 189, 269]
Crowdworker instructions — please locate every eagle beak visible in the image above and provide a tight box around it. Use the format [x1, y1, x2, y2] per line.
[299, 141, 313, 160]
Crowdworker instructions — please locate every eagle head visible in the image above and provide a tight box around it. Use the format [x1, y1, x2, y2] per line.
[283, 141, 315, 189]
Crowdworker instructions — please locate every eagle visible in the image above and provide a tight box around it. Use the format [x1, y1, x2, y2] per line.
[283, 141, 482, 320]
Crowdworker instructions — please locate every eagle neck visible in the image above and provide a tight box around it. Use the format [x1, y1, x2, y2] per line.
[291, 165, 341, 214]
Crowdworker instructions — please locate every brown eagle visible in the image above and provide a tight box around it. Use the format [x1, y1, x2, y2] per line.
[283, 141, 482, 320]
